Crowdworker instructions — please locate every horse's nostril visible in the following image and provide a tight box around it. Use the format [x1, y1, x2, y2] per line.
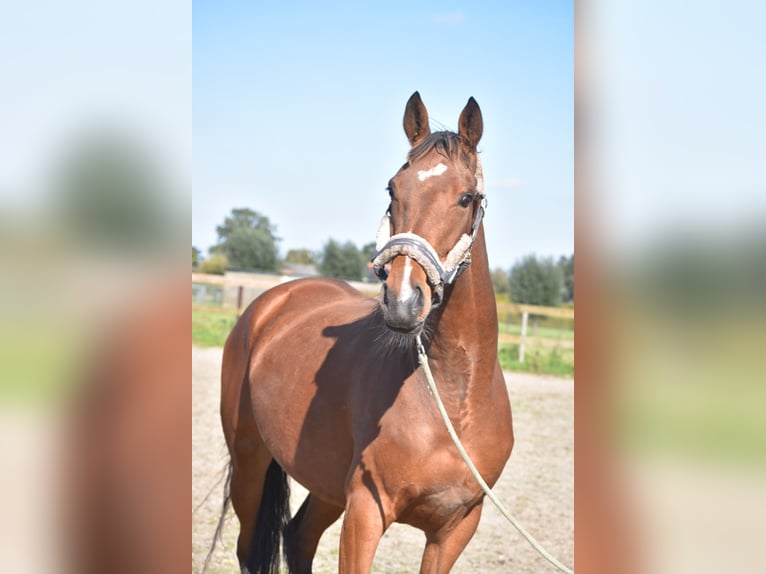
[382, 283, 389, 306]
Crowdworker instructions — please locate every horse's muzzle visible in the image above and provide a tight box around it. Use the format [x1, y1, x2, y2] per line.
[380, 281, 426, 334]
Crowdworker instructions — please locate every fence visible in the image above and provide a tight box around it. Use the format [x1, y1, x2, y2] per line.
[192, 273, 573, 362]
[496, 302, 574, 362]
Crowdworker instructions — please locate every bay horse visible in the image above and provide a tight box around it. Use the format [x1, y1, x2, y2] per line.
[220, 92, 513, 573]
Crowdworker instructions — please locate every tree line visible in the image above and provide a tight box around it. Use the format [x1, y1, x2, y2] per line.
[492, 254, 573, 306]
[194, 207, 573, 306]
[194, 207, 377, 280]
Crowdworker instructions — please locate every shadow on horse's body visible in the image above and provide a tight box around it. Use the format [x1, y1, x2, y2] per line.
[220, 93, 513, 574]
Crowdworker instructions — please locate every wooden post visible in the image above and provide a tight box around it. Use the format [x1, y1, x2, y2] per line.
[236, 285, 244, 314]
[519, 311, 528, 363]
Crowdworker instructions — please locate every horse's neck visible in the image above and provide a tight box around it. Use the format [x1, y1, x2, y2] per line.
[427, 227, 498, 377]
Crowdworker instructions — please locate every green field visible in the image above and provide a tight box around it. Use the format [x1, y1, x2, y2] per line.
[192, 305, 573, 377]
[498, 343, 573, 377]
[498, 321, 574, 341]
[192, 305, 238, 347]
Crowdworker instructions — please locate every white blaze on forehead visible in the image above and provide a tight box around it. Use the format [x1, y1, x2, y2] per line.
[398, 256, 414, 302]
[417, 162, 448, 181]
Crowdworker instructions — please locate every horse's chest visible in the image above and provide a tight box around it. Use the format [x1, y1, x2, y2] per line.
[374, 420, 485, 525]
[398, 477, 482, 530]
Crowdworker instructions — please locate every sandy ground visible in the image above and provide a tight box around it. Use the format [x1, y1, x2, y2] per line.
[192, 346, 573, 573]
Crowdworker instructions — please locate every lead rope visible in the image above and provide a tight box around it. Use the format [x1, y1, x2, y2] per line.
[415, 335, 574, 574]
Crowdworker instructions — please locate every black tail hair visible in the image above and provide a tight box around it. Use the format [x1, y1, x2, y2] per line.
[244, 459, 291, 574]
[201, 460, 233, 574]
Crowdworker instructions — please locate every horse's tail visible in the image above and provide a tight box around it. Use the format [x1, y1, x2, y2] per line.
[200, 459, 233, 574]
[244, 458, 292, 574]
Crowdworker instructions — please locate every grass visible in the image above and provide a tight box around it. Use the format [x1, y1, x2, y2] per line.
[498, 321, 574, 341]
[191, 305, 574, 378]
[498, 343, 574, 377]
[192, 305, 238, 347]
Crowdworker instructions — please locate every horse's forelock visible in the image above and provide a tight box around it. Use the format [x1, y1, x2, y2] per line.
[407, 131, 472, 168]
[404, 131, 484, 198]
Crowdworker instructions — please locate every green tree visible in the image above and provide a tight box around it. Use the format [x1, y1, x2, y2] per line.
[192, 246, 200, 268]
[284, 248, 316, 265]
[509, 254, 564, 307]
[319, 239, 365, 281]
[490, 267, 510, 295]
[212, 208, 279, 271]
[558, 254, 574, 303]
[198, 252, 228, 275]
[361, 242, 378, 262]
[360, 242, 378, 279]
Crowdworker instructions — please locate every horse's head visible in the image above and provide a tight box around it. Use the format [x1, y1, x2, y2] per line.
[373, 92, 486, 335]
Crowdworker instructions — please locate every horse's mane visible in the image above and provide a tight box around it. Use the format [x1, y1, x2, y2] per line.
[407, 131, 472, 168]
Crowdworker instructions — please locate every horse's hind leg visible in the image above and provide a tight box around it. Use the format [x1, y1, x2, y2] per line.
[229, 428, 274, 570]
[223, 332, 291, 573]
[284, 494, 343, 574]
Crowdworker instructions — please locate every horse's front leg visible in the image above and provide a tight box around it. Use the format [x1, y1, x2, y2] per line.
[419, 502, 484, 574]
[338, 470, 391, 574]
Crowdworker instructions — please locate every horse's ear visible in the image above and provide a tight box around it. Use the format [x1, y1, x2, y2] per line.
[403, 91, 431, 147]
[458, 97, 483, 151]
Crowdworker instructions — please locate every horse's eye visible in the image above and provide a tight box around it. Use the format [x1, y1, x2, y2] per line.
[458, 193, 473, 208]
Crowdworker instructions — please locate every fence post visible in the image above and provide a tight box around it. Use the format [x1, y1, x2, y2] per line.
[195, 284, 207, 303]
[519, 311, 528, 363]
[236, 285, 244, 314]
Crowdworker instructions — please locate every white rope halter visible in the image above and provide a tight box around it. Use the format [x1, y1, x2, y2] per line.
[371, 157, 487, 306]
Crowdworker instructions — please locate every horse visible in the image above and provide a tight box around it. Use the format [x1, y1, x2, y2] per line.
[219, 92, 513, 574]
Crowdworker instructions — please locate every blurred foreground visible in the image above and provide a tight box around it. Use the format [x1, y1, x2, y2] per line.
[0, 132, 190, 574]
[578, 2, 766, 572]
[0, 2, 190, 572]
[596, 231, 766, 574]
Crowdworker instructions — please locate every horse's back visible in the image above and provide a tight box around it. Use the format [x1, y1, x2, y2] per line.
[223, 277, 373, 368]
[234, 277, 375, 348]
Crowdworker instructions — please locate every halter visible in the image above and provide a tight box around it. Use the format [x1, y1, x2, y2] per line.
[370, 157, 487, 307]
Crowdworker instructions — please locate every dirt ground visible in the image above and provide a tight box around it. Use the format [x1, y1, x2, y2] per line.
[192, 346, 573, 573]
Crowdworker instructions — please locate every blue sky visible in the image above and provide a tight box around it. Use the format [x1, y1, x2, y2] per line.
[193, 2, 573, 270]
